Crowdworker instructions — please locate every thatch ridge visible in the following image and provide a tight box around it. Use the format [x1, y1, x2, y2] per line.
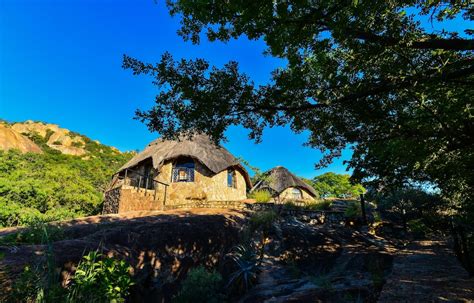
[251, 166, 317, 197]
[118, 134, 251, 187]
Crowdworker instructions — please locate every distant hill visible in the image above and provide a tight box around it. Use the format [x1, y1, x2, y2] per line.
[0, 119, 135, 227]
[1, 120, 125, 156]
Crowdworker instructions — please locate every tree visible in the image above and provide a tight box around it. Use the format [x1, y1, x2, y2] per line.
[123, 1, 473, 218]
[312, 172, 365, 198]
[374, 187, 446, 229]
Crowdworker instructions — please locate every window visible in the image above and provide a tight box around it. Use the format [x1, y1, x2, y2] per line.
[292, 188, 302, 200]
[227, 169, 237, 188]
[172, 158, 195, 182]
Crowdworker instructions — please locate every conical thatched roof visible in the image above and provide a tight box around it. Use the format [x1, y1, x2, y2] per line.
[118, 134, 251, 186]
[251, 166, 317, 197]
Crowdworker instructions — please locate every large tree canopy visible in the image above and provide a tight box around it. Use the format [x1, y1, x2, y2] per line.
[123, 1, 473, 215]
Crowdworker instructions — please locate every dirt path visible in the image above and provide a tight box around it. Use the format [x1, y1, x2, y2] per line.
[378, 240, 474, 303]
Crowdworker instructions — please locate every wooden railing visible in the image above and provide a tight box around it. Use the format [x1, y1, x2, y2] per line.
[109, 168, 170, 204]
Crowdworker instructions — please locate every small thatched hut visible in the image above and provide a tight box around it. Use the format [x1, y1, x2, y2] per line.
[251, 166, 317, 202]
[103, 134, 251, 213]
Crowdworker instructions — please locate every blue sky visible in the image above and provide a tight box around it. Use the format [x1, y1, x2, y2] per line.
[0, 1, 467, 179]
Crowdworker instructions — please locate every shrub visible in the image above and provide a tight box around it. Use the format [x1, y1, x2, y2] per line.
[249, 210, 278, 233]
[173, 266, 224, 303]
[68, 251, 134, 303]
[226, 244, 258, 294]
[305, 200, 332, 211]
[71, 141, 84, 148]
[0, 200, 44, 227]
[45, 129, 55, 142]
[6, 228, 66, 303]
[0, 221, 64, 245]
[7, 250, 133, 303]
[283, 201, 298, 209]
[407, 219, 429, 238]
[8, 265, 43, 302]
[249, 190, 272, 203]
[52, 140, 62, 145]
[344, 201, 362, 218]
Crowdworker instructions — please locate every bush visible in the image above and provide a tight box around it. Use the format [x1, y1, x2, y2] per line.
[249, 190, 272, 203]
[249, 210, 278, 233]
[68, 251, 134, 303]
[0, 200, 44, 227]
[173, 266, 224, 303]
[0, 199, 78, 229]
[305, 200, 332, 211]
[0, 221, 64, 245]
[283, 201, 298, 209]
[6, 227, 66, 303]
[71, 141, 83, 148]
[344, 201, 362, 218]
[7, 250, 133, 303]
[407, 219, 429, 238]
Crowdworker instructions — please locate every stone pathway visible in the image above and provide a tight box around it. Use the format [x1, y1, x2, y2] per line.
[378, 240, 474, 303]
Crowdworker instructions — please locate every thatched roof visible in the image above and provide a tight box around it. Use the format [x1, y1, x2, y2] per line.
[118, 134, 251, 186]
[251, 166, 317, 197]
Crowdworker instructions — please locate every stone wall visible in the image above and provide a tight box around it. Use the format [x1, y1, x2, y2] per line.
[163, 200, 247, 210]
[118, 186, 164, 213]
[103, 186, 165, 214]
[155, 160, 247, 205]
[103, 187, 121, 214]
[245, 202, 345, 225]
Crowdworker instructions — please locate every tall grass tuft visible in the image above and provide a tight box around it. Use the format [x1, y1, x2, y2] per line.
[249, 190, 272, 203]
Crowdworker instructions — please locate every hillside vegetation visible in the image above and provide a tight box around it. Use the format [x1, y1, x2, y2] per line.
[0, 121, 133, 227]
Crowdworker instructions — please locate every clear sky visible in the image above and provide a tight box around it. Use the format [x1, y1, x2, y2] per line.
[0, 0, 466, 179]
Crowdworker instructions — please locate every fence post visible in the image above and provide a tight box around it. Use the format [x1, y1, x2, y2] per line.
[360, 193, 368, 225]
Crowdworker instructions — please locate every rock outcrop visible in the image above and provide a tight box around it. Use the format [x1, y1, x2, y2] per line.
[239, 218, 395, 302]
[0, 123, 42, 153]
[0, 209, 245, 302]
[11, 120, 87, 156]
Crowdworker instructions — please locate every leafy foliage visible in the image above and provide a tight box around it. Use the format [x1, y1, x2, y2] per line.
[7, 250, 134, 303]
[312, 173, 365, 198]
[373, 187, 446, 229]
[68, 251, 134, 303]
[344, 201, 362, 219]
[6, 226, 67, 303]
[173, 266, 224, 303]
[249, 210, 278, 233]
[226, 244, 258, 294]
[123, 1, 473, 232]
[0, 131, 132, 227]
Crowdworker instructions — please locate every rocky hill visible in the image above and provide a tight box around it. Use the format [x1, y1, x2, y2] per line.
[0, 123, 43, 154]
[0, 120, 122, 156]
[0, 119, 134, 227]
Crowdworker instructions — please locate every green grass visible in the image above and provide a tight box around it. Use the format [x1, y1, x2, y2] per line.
[0, 221, 64, 245]
[249, 190, 272, 203]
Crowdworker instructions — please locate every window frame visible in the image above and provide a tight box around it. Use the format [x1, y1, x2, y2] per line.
[227, 168, 237, 188]
[291, 187, 303, 200]
[171, 157, 195, 183]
